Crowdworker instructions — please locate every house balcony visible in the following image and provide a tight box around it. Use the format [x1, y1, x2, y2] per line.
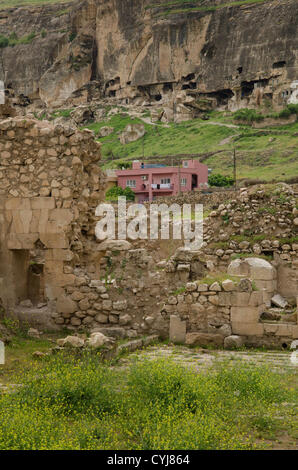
[151, 183, 173, 190]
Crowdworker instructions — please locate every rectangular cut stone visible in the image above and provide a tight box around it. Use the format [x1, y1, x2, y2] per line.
[263, 323, 279, 334]
[275, 324, 294, 337]
[45, 249, 73, 261]
[248, 291, 264, 306]
[5, 198, 31, 210]
[249, 264, 276, 281]
[39, 233, 69, 249]
[232, 322, 264, 336]
[30, 197, 56, 210]
[231, 292, 250, 306]
[169, 315, 186, 343]
[254, 279, 276, 292]
[231, 305, 264, 323]
[292, 326, 298, 339]
[7, 233, 39, 249]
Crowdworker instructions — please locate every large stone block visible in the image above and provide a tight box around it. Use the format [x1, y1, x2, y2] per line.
[56, 295, 77, 314]
[169, 315, 186, 343]
[248, 291, 264, 306]
[5, 198, 31, 211]
[231, 305, 264, 323]
[292, 326, 298, 339]
[231, 292, 250, 306]
[254, 279, 276, 292]
[275, 324, 294, 337]
[30, 197, 56, 210]
[185, 332, 223, 347]
[228, 257, 276, 281]
[232, 322, 264, 336]
[7, 233, 39, 249]
[39, 233, 69, 249]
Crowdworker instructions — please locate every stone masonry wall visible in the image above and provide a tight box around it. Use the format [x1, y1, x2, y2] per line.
[0, 117, 105, 328]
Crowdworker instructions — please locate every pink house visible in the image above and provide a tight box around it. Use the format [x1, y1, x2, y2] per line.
[116, 160, 209, 202]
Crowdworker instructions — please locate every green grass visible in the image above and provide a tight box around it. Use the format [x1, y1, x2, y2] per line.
[196, 273, 242, 286]
[0, 0, 72, 8]
[150, 0, 273, 16]
[0, 349, 296, 449]
[83, 108, 298, 182]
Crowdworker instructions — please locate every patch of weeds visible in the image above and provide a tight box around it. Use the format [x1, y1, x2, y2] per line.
[172, 286, 186, 295]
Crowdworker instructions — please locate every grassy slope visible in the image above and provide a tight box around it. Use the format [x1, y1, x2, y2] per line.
[0, 0, 71, 8]
[84, 110, 298, 181]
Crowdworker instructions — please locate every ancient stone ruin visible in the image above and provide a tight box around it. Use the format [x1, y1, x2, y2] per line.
[0, 116, 297, 349]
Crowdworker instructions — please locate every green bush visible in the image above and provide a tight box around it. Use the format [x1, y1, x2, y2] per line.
[208, 173, 234, 187]
[233, 108, 264, 123]
[0, 35, 9, 48]
[105, 185, 135, 201]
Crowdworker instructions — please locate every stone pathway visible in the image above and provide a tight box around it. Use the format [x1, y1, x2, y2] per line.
[119, 345, 298, 373]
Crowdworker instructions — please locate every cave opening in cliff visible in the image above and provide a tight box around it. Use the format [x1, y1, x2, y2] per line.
[182, 73, 195, 81]
[273, 61, 286, 69]
[241, 81, 254, 98]
[108, 90, 116, 97]
[207, 89, 234, 106]
[182, 82, 197, 90]
[237, 67, 243, 74]
[154, 94, 162, 101]
[163, 83, 173, 93]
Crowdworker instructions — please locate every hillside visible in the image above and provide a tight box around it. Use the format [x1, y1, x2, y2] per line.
[80, 106, 298, 182]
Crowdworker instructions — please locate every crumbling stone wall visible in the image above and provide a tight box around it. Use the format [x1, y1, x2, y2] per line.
[168, 277, 298, 349]
[0, 117, 105, 328]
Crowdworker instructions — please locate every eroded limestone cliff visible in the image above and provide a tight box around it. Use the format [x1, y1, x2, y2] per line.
[0, 0, 297, 111]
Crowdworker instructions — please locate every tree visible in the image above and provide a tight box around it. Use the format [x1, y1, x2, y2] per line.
[105, 186, 135, 202]
[208, 174, 234, 187]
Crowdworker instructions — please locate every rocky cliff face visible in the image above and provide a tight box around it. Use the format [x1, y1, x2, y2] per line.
[0, 0, 297, 111]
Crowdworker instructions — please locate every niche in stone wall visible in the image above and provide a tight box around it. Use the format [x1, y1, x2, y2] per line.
[11, 240, 46, 306]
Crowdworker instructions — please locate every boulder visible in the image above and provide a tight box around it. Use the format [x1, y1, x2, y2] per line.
[57, 336, 85, 348]
[222, 279, 236, 292]
[98, 126, 114, 137]
[87, 332, 112, 348]
[119, 123, 145, 144]
[224, 335, 244, 349]
[218, 324, 232, 337]
[28, 328, 41, 338]
[271, 294, 288, 309]
[227, 257, 276, 281]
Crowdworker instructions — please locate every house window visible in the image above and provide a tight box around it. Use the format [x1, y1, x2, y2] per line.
[141, 175, 148, 181]
[181, 178, 187, 186]
[161, 178, 171, 184]
[183, 161, 188, 168]
[126, 179, 136, 188]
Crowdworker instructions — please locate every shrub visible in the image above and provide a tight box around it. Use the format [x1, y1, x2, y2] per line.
[105, 186, 135, 201]
[69, 31, 76, 42]
[233, 108, 264, 123]
[208, 173, 234, 187]
[0, 35, 9, 48]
